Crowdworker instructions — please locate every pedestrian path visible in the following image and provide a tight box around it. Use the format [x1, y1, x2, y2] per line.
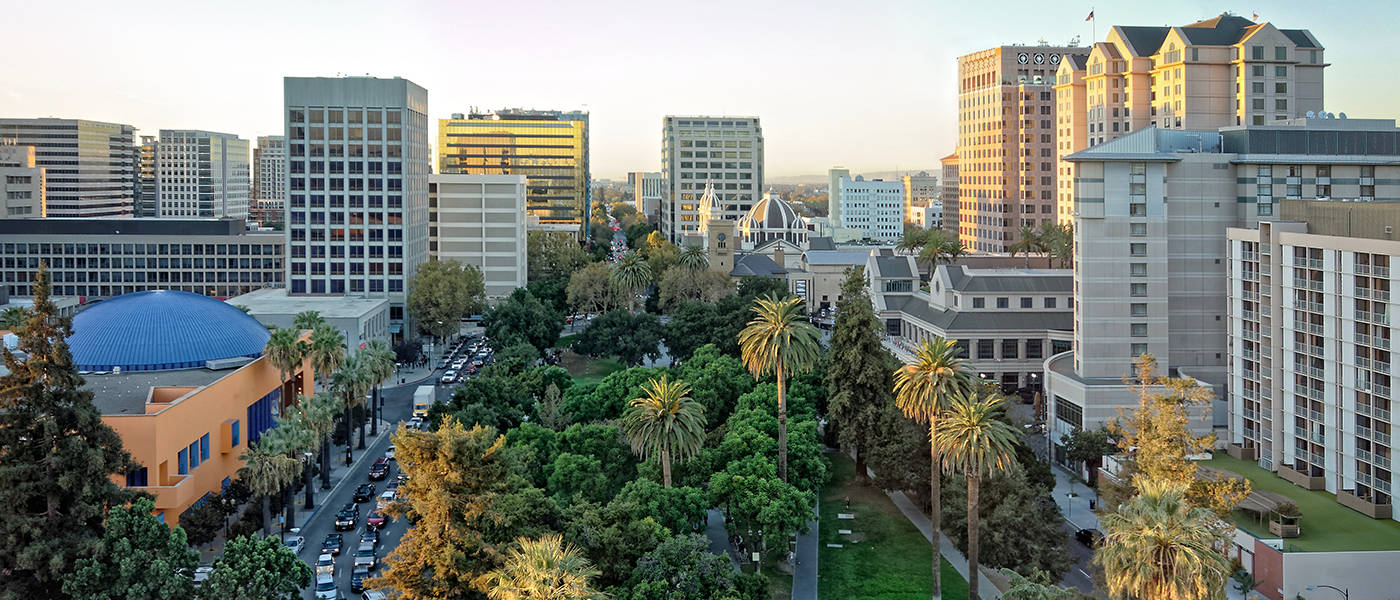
[1051, 465, 1100, 531]
[791, 503, 819, 600]
[702, 509, 740, 570]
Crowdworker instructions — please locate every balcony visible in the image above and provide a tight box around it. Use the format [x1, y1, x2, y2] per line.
[1357, 287, 1392, 302]
[1243, 271, 1260, 282]
[1242, 289, 1259, 301]
[1243, 330, 1261, 341]
[1356, 309, 1391, 325]
[1281, 463, 1327, 490]
[1339, 488, 1393, 520]
[1241, 250, 1259, 261]
[1357, 448, 1392, 469]
[1306, 323, 1325, 335]
[1241, 309, 1259, 321]
[1303, 279, 1325, 291]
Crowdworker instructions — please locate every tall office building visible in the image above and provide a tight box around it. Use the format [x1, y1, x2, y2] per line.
[283, 76, 430, 334]
[955, 44, 1079, 253]
[660, 116, 763, 242]
[0, 144, 44, 217]
[428, 173, 528, 301]
[136, 135, 158, 217]
[939, 153, 959, 233]
[826, 167, 849, 226]
[253, 135, 287, 223]
[1053, 14, 1326, 221]
[437, 110, 590, 227]
[155, 130, 250, 219]
[628, 171, 663, 219]
[836, 176, 903, 241]
[0, 118, 136, 217]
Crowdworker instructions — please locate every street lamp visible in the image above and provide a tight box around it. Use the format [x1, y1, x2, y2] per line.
[303, 451, 315, 510]
[1305, 584, 1349, 600]
[221, 496, 237, 541]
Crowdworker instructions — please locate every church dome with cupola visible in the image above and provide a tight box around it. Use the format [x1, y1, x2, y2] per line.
[736, 191, 808, 250]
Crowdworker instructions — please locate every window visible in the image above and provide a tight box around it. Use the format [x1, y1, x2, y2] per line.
[996, 297, 1009, 309]
[972, 297, 985, 309]
[177, 448, 189, 475]
[125, 467, 149, 488]
[200, 434, 210, 462]
[1055, 396, 1083, 428]
[1130, 223, 1147, 236]
[1026, 339, 1043, 359]
[1252, 65, 1264, 77]
[1132, 343, 1149, 357]
[1130, 243, 1147, 257]
[1020, 297, 1033, 309]
[1275, 66, 1288, 77]
[1251, 46, 1264, 60]
[1252, 82, 1265, 94]
[1131, 303, 1148, 316]
[1044, 297, 1057, 308]
[1131, 283, 1148, 297]
[977, 340, 996, 359]
[1002, 339, 1019, 359]
[1131, 263, 1148, 277]
[1275, 46, 1287, 61]
[1275, 82, 1287, 94]
[1131, 323, 1148, 337]
[1275, 99, 1288, 111]
[231, 420, 241, 448]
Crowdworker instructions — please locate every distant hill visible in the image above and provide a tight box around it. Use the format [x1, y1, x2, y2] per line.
[768, 169, 938, 185]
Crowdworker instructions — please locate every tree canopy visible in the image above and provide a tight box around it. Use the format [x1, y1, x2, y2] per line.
[574, 310, 664, 367]
[198, 535, 311, 600]
[63, 497, 200, 600]
[484, 288, 565, 355]
[408, 258, 486, 340]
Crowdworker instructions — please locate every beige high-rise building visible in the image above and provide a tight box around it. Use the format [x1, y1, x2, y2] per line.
[902, 171, 938, 218]
[428, 173, 528, 301]
[939, 153, 959, 233]
[0, 144, 45, 217]
[1054, 14, 1326, 222]
[955, 44, 1079, 253]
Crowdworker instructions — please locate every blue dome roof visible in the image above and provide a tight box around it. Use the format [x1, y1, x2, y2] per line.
[68, 290, 270, 372]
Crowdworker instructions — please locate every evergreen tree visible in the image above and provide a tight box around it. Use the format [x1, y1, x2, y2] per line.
[0, 264, 138, 597]
[198, 535, 311, 600]
[825, 267, 896, 481]
[63, 497, 200, 600]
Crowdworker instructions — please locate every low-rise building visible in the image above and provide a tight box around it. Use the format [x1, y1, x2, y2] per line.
[428, 173, 528, 301]
[226, 287, 389, 355]
[909, 203, 943, 230]
[629, 171, 663, 221]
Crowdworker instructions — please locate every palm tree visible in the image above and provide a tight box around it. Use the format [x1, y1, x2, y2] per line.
[293, 310, 325, 332]
[290, 391, 338, 490]
[1008, 226, 1041, 268]
[610, 251, 652, 311]
[264, 327, 308, 409]
[935, 392, 1021, 600]
[897, 229, 931, 255]
[363, 339, 395, 438]
[485, 534, 604, 600]
[1036, 221, 1073, 268]
[330, 354, 372, 465]
[737, 293, 822, 483]
[939, 237, 967, 265]
[1096, 479, 1231, 600]
[891, 336, 975, 600]
[0, 306, 27, 331]
[621, 376, 706, 488]
[678, 245, 708, 271]
[259, 412, 317, 522]
[238, 440, 301, 537]
[308, 324, 345, 392]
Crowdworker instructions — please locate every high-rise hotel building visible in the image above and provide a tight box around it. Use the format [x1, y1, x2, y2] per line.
[253, 135, 287, 223]
[156, 130, 250, 219]
[283, 76, 430, 333]
[660, 116, 763, 242]
[955, 45, 1078, 252]
[1053, 14, 1326, 222]
[437, 110, 590, 227]
[0, 118, 137, 217]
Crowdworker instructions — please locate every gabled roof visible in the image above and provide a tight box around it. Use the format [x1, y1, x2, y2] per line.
[939, 264, 1072, 294]
[1280, 29, 1320, 49]
[1177, 13, 1258, 46]
[1064, 53, 1090, 70]
[808, 236, 836, 251]
[731, 253, 787, 277]
[873, 256, 913, 279]
[1113, 26, 1170, 57]
[879, 294, 1073, 333]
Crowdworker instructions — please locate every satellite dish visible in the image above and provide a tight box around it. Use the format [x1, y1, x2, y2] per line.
[1306, 111, 1316, 118]
[1339, 112, 1348, 119]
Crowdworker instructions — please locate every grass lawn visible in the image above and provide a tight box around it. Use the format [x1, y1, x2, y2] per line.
[819, 454, 969, 600]
[1206, 453, 1400, 552]
[761, 564, 792, 600]
[559, 349, 623, 387]
[554, 333, 579, 349]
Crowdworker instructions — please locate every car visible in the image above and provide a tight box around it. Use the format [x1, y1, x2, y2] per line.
[385, 445, 395, 461]
[368, 463, 389, 481]
[193, 565, 214, 587]
[451, 360, 466, 370]
[315, 552, 335, 578]
[353, 483, 376, 502]
[321, 533, 344, 556]
[353, 542, 378, 570]
[282, 529, 306, 555]
[439, 371, 457, 385]
[366, 509, 387, 530]
[360, 529, 380, 549]
[314, 574, 342, 600]
[363, 590, 388, 600]
[334, 507, 359, 531]
[472, 359, 484, 368]
[1075, 528, 1103, 546]
[376, 490, 396, 508]
[386, 479, 400, 493]
[437, 359, 451, 369]
[350, 564, 372, 593]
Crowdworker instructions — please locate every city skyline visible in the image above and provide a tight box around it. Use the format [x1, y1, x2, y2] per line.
[2, 0, 1397, 179]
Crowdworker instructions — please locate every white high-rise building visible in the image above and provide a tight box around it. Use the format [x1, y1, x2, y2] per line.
[660, 116, 763, 242]
[156, 130, 250, 218]
[628, 171, 663, 219]
[0, 118, 136, 217]
[253, 135, 286, 222]
[837, 176, 903, 241]
[283, 76, 430, 334]
[429, 174, 527, 301]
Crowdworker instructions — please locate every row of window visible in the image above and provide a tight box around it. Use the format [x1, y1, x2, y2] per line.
[969, 296, 1065, 309]
[290, 278, 402, 294]
[0, 243, 280, 255]
[176, 433, 211, 475]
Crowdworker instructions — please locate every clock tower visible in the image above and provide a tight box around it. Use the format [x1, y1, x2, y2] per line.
[706, 218, 735, 274]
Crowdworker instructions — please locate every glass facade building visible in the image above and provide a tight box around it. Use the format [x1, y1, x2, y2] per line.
[0, 118, 137, 218]
[437, 110, 590, 225]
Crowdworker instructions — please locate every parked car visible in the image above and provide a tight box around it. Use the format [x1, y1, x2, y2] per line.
[385, 445, 395, 461]
[376, 490, 396, 509]
[354, 542, 378, 570]
[283, 529, 305, 555]
[363, 591, 388, 600]
[350, 564, 371, 593]
[321, 533, 343, 556]
[366, 509, 387, 530]
[353, 483, 376, 502]
[193, 565, 214, 588]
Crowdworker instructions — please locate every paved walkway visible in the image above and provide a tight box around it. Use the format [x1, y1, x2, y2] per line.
[791, 503, 819, 600]
[1051, 465, 1100, 531]
[702, 509, 740, 570]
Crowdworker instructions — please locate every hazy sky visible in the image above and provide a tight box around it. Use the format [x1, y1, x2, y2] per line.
[3, 0, 1396, 178]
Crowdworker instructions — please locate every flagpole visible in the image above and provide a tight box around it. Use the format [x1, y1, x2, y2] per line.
[1091, 7, 1096, 42]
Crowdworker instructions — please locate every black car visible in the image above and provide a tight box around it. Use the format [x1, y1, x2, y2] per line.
[368, 459, 390, 481]
[360, 529, 379, 550]
[1075, 528, 1103, 546]
[350, 565, 371, 593]
[334, 503, 359, 531]
[321, 533, 343, 556]
[354, 483, 376, 502]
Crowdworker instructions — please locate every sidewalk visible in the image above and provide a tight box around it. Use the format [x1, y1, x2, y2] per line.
[702, 509, 740, 570]
[1051, 465, 1099, 531]
[791, 503, 819, 600]
[284, 418, 395, 534]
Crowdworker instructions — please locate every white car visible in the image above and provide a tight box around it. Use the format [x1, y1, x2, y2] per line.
[314, 574, 339, 600]
[315, 552, 335, 578]
[385, 445, 395, 461]
[282, 529, 305, 556]
[439, 370, 457, 384]
[192, 566, 214, 587]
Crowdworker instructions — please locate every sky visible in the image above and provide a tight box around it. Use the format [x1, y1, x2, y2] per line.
[2, 0, 1397, 179]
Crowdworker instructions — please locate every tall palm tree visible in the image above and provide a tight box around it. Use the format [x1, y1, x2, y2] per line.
[891, 336, 975, 600]
[1037, 221, 1072, 269]
[0, 306, 27, 331]
[363, 339, 395, 438]
[264, 327, 308, 409]
[293, 310, 325, 332]
[259, 412, 317, 521]
[737, 293, 821, 483]
[678, 245, 709, 271]
[330, 354, 372, 465]
[1096, 479, 1231, 600]
[308, 324, 345, 392]
[1008, 226, 1041, 268]
[935, 392, 1020, 600]
[485, 534, 604, 600]
[897, 229, 931, 255]
[290, 391, 338, 490]
[940, 237, 967, 265]
[610, 251, 652, 311]
[238, 440, 300, 537]
[621, 376, 706, 488]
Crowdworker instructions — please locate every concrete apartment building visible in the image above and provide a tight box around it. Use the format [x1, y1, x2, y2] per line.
[955, 44, 1079, 253]
[0, 144, 44, 217]
[1054, 14, 1326, 222]
[903, 170, 939, 214]
[909, 203, 943, 230]
[428, 173, 528, 301]
[437, 110, 589, 227]
[0, 118, 136, 217]
[628, 171, 663, 220]
[136, 136, 157, 217]
[0, 218, 283, 300]
[253, 135, 286, 223]
[283, 76, 430, 337]
[156, 130, 250, 219]
[660, 116, 763, 242]
[836, 176, 903, 241]
[939, 153, 959, 232]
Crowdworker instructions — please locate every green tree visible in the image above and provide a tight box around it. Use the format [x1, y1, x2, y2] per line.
[1008, 226, 1044, 268]
[0, 264, 138, 598]
[1063, 427, 1115, 486]
[293, 310, 325, 331]
[308, 323, 345, 391]
[484, 534, 605, 600]
[567, 261, 626, 316]
[737, 293, 821, 483]
[657, 266, 733, 311]
[561, 500, 669, 588]
[1001, 569, 1084, 600]
[624, 534, 749, 600]
[663, 301, 723, 361]
[1095, 479, 1230, 600]
[621, 376, 706, 488]
[942, 467, 1071, 579]
[1037, 221, 1073, 268]
[264, 326, 307, 402]
[623, 223, 654, 249]
[891, 336, 974, 600]
[198, 535, 311, 600]
[529, 230, 588, 281]
[363, 338, 396, 437]
[562, 366, 669, 424]
[678, 245, 708, 271]
[574, 310, 664, 367]
[529, 273, 572, 314]
[547, 452, 614, 506]
[612, 480, 708, 536]
[436, 375, 530, 432]
[0, 306, 27, 330]
[675, 344, 755, 429]
[707, 455, 813, 557]
[373, 419, 514, 598]
[239, 440, 302, 538]
[935, 393, 1021, 600]
[485, 288, 566, 355]
[409, 258, 486, 342]
[611, 251, 653, 311]
[826, 267, 894, 481]
[331, 353, 374, 463]
[63, 497, 199, 600]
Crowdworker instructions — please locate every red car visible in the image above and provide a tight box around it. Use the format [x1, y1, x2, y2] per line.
[366, 510, 387, 530]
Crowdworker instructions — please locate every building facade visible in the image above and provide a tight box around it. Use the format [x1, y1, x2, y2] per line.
[660, 116, 763, 241]
[0, 218, 283, 300]
[939, 153, 959, 232]
[903, 170, 939, 216]
[956, 44, 1079, 253]
[228, 287, 390, 356]
[253, 135, 286, 223]
[1054, 14, 1326, 221]
[910, 203, 943, 230]
[628, 171, 663, 219]
[136, 136, 158, 217]
[827, 167, 850, 225]
[437, 110, 589, 226]
[156, 130, 250, 219]
[0, 144, 44, 217]
[0, 118, 136, 217]
[428, 173, 528, 301]
[283, 76, 430, 335]
[836, 176, 903, 240]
